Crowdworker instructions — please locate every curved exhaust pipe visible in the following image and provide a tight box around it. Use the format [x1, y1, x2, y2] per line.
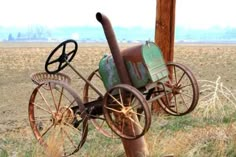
[96, 12, 131, 85]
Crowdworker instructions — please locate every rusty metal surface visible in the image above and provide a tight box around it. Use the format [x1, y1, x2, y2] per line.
[142, 42, 168, 82]
[99, 42, 169, 89]
[96, 12, 131, 85]
[30, 72, 71, 89]
[102, 84, 151, 140]
[98, 55, 121, 90]
[28, 80, 88, 156]
[155, 62, 199, 116]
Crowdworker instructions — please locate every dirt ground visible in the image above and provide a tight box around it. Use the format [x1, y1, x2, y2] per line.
[0, 42, 235, 155]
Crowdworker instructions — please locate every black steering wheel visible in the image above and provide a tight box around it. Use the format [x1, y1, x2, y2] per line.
[45, 39, 78, 74]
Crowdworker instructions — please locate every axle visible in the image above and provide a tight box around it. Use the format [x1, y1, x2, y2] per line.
[71, 98, 104, 119]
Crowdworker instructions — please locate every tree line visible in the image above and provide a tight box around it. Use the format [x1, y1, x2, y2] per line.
[8, 25, 51, 41]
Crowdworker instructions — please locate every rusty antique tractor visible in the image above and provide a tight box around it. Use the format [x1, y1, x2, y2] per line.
[28, 12, 199, 156]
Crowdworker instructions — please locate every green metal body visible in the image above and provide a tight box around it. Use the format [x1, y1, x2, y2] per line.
[98, 42, 168, 90]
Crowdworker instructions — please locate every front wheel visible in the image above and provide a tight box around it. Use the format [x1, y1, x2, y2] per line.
[103, 84, 151, 140]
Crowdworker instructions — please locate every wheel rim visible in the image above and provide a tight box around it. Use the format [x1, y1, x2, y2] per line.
[29, 81, 88, 156]
[103, 84, 151, 140]
[83, 69, 117, 138]
[158, 62, 199, 116]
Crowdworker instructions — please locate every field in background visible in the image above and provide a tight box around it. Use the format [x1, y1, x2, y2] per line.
[0, 42, 236, 156]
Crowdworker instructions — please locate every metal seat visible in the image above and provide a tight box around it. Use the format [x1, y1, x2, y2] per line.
[30, 72, 71, 86]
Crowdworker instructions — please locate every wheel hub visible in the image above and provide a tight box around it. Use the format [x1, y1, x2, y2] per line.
[172, 84, 182, 95]
[52, 107, 75, 125]
[121, 106, 133, 118]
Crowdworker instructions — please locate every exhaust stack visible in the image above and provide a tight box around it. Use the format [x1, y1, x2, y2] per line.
[96, 12, 131, 85]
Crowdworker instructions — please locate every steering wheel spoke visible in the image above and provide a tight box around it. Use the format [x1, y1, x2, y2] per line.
[68, 50, 76, 56]
[58, 61, 63, 70]
[48, 58, 60, 65]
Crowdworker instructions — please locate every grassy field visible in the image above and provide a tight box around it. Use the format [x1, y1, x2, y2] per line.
[0, 42, 236, 157]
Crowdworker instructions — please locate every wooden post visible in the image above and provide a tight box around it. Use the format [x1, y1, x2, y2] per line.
[155, 0, 176, 63]
[153, 0, 176, 113]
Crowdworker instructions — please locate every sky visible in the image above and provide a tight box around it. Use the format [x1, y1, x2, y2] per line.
[0, 0, 236, 29]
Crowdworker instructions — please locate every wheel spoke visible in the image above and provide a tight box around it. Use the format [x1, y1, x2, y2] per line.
[38, 89, 53, 114]
[41, 123, 54, 137]
[179, 94, 189, 110]
[128, 93, 134, 106]
[107, 93, 124, 108]
[129, 99, 141, 112]
[61, 127, 77, 149]
[177, 72, 186, 85]
[179, 83, 192, 89]
[163, 94, 174, 105]
[97, 120, 106, 131]
[130, 118, 136, 137]
[130, 110, 145, 117]
[128, 117, 143, 130]
[32, 116, 52, 122]
[119, 89, 124, 106]
[174, 95, 178, 113]
[49, 83, 58, 112]
[104, 106, 122, 113]
[55, 87, 74, 104]
[34, 103, 52, 114]
[57, 87, 64, 111]
[61, 99, 76, 116]
[180, 92, 193, 99]
[173, 66, 177, 84]
[65, 122, 82, 133]
[83, 69, 117, 138]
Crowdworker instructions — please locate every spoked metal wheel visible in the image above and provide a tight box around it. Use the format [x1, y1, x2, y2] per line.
[83, 69, 116, 138]
[29, 80, 88, 156]
[157, 62, 199, 116]
[103, 84, 151, 140]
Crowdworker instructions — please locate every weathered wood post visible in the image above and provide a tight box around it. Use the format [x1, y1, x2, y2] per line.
[155, 0, 176, 62]
[153, 0, 176, 113]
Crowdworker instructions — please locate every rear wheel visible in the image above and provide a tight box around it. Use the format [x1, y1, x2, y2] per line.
[28, 80, 88, 156]
[157, 62, 199, 115]
[83, 69, 116, 138]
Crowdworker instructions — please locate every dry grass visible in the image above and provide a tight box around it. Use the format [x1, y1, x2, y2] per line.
[143, 75, 236, 157]
[145, 116, 236, 157]
[0, 42, 236, 156]
[43, 133, 63, 157]
[196, 76, 236, 120]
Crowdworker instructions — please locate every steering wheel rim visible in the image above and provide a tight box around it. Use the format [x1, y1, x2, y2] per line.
[45, 39, 78, 74]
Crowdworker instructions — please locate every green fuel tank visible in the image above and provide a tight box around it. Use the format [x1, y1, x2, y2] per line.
[98, 42, 168, 90]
